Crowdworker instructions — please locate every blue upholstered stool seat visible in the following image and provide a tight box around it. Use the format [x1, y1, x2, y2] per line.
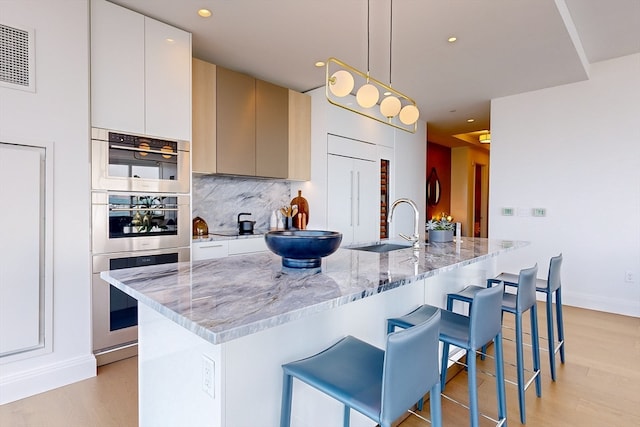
[281, 309, 442, 427]
[495, 254, 565, 381]
[447, 265, 542, 425]
[387, 284, 507, 427]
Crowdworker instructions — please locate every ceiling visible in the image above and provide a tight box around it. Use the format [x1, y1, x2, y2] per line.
[109, 0, 640, 149]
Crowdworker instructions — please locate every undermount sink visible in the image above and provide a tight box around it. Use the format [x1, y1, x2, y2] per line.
[348, 243, 412, 253]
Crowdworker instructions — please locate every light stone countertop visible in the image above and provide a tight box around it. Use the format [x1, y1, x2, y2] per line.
[101, 237, 527, 345]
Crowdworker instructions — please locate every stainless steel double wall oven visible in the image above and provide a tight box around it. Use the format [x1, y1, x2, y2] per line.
[91, 128, 190, 365]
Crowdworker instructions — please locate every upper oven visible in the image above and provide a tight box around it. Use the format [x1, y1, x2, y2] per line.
[92, 191, 190, 254]
[91, 127, 189, 193]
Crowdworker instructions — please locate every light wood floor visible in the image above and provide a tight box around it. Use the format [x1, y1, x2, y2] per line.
[1, 304, 638, 426]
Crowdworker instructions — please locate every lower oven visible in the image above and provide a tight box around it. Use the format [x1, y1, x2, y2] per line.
[92, 247, 190, 366]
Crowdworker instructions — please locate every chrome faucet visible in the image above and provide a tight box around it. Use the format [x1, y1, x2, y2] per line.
[388, 198, 421, 249]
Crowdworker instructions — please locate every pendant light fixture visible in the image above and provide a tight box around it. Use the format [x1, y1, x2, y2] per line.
[325, 0, 419, 133]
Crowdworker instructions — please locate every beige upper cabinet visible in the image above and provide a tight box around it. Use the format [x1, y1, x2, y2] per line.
[192, 59, 310, 179]
[192, 58, 217, 174]
[256, 80, 288, 178]
[287, 90, 311, 181]
[216, 66, 257, 176]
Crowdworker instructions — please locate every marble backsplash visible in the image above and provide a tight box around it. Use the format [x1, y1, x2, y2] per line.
[192, 175, 291, 232]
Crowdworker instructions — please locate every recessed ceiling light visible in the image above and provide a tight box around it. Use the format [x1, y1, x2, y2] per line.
[467, 118, 475, 123]
[198, 9, 212, 18]
[448, 36, 457, 43]
[315, 61, 325, 67]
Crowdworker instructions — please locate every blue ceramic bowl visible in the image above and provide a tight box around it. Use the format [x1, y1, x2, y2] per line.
[264, 230, 343, 269]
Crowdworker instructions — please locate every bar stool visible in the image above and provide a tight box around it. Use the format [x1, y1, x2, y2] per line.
[387, 284, 506, 427]
[447, 265, 541, 424]
[495, 254, 565, 381]
[280, 309, 442, 427]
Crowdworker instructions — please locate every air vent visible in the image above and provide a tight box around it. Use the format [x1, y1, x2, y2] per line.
[0, 23, 35, 92]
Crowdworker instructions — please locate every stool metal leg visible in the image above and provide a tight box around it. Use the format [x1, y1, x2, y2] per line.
[515, 311, 526, 424]
[531, 304, 542, 397]
[430, 382, 443, 427]
[494, 332, 507, 424]
[467, 348, 480, 427]
[280, 373, 293, 427]
[556, 288, 566, 363]
[440, 340, 450, 391]
[545, 288, 557, 381]
[343, 405, 350, 426]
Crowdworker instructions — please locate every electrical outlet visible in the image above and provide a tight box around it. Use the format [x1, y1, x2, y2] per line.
[202, 355, 215, 398]
[625, 271, 635, 283]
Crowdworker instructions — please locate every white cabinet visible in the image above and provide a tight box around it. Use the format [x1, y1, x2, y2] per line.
[143, 17, 191, 140]
[91, 0, 144, 134]
[228, 238, 267, 256]
[327, 152, 379, 245]
[192, 237, 267, 261]
[91, 0, 191, 140]
[192, 240, 229, 261]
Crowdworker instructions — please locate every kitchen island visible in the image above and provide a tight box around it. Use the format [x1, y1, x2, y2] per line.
[101, 237, 527, 427]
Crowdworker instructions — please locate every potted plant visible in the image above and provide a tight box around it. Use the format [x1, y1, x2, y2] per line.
[426, 213, 454, 242]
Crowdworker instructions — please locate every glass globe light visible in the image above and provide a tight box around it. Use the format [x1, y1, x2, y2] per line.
[380, 95, 401, 118]
[399, 104, 419, 125]
[356, 83, 379, 108]
[328, 70, 354, 97]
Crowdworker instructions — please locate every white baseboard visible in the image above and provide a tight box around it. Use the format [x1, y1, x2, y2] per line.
[563, 291, 640, 318]
[0, 354, 96, 404]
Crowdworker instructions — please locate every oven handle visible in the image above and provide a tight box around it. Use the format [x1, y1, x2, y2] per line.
[109, 207, 179, 212]
[109, 144, 178, 156]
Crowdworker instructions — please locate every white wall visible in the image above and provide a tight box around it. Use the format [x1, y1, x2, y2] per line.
[0, 0, 95, 403]
[489, 54, 640, 317]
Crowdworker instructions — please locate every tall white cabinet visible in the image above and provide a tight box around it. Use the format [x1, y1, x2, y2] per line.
[327, 135, 379, 245]
[90, 0, 191, 140]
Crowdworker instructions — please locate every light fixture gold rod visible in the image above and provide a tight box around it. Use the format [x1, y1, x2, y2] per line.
[326, 57, 417, 105]
[325, 60, 417, 133]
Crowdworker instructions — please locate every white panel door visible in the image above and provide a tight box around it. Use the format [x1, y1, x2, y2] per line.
[90, 0, 145, 133]
[144, 17, 191, 140]
[0, 144, 44, 355]
[327, 154, 378, 245]
[353, 158, 378, 243]
[327, 154, 354, 244]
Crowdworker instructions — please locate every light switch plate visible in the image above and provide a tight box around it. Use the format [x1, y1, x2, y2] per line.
[532, 208, 546, 217]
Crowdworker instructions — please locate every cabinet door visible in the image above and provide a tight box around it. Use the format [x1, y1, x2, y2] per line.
[90, 0, 144, 133]
[287, 90, 311, 181]
[256, 80, 288, 178]
[353, 158, 379, 243]
[216, 67, 256, 175]
[327, 154, 379, 245]
[327, 154, 355, 244]
[192, 58, 217, 174]
[144, 17, 191, 140]
[192, 241, 228, 261]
